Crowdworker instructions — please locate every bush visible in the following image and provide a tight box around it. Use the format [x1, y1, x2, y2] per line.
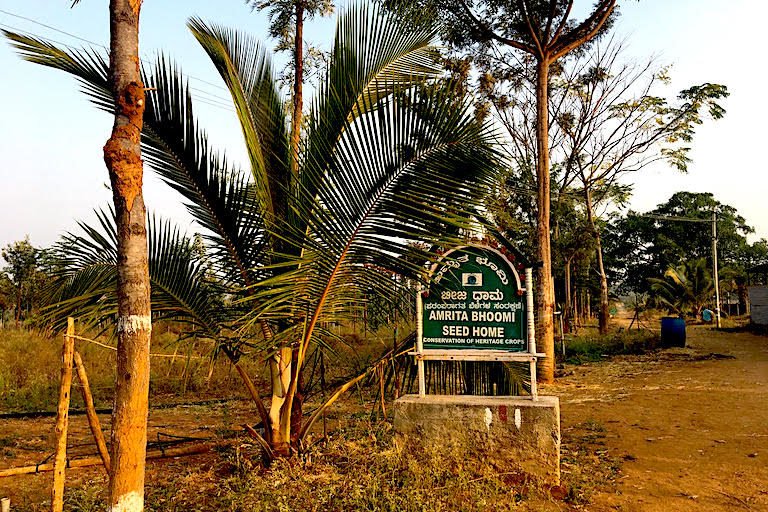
[564, 329, 659, 364]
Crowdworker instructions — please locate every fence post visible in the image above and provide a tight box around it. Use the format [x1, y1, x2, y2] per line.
[51, 318, 75, 512]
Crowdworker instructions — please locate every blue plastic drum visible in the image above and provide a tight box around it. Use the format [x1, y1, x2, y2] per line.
[661, 317, 686, 347]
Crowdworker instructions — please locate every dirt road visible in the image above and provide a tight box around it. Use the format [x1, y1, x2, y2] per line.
[551, 325, 768, 511]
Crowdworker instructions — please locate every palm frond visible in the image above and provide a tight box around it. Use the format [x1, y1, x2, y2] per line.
[188, 18, 291, 226]
[302, 2, 441, 204]
[2, 31, 267, 288]
[42, 209, 230, 340]
[268, 81, 502, 371]
[142, 56, 267, 287]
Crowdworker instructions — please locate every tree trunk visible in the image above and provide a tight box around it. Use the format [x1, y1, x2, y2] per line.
[573, 286, 580, 329]
[583, 187, 610, 334]
[737, 282, 749, 316]
[14, 286, 21, 326]
[586, 289, 591, 320]
[289, 346, 305, 447]
[268, 346, 292, 457]
[290, 1, 304, 176]
[284, 0, 306, 450]
[564, 257, 572, 333]
[535, 56, 555, 383]
[105, 1, 152, 510]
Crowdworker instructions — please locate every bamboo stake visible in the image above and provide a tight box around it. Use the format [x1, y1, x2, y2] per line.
[51, 318, 75, 512]
[73, 351, 110, 473]
[378, 366, 386, 418]
[1, 497, 10, 512]
[0, 443, 212, 479]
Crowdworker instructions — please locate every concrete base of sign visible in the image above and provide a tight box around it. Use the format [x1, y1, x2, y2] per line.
[393, 395, 560, 486]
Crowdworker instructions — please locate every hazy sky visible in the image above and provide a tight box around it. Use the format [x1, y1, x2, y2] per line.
[0, 0, 765, 251]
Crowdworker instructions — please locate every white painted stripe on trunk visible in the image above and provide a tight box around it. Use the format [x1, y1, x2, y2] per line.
[117, 315, 152, 335]
[110, 491, 143, 511]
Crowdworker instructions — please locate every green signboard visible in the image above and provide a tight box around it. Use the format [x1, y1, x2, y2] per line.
[421, 245, 526, 351]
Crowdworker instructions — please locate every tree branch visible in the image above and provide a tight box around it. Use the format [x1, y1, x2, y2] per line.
[457, 0, 535, 54]
[551, 0, 616, 60]
[517, 0, 545, 57]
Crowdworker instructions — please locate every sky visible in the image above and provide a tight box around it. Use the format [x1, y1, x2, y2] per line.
[0, 0, 766, 251]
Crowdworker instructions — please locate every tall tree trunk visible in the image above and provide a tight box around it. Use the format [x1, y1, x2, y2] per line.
[535, 56, 555, 383]
[289, 345, 305, 447]
[586, 289, 591, 320]
[286, 1, 306, 449]
[564, 256, 572, 334]
[583, 187, 610, 334]
[290, 1, 304, 176]
[105, 1, 151, 510]
[573, 285, 580, 329]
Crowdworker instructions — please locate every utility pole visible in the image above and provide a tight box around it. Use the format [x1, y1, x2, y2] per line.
[712, 211, 721, 328]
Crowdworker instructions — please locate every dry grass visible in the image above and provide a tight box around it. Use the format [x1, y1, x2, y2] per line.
[0, 324, 266, 413]
[43, 410, 622, 512]
[0, 378, 622, 510]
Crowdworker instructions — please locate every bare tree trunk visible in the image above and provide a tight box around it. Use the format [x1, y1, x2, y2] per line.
[51, 319, 75, 512]
[573, 286, 580, 329]
[289, 345, 305, 447]
[105, 1, 151, 510]
[564, 257, 572, 333]
[535, 56, 555, 383]
[286, 1, 306, 449]
[583, 187, 610, 334]
[290, 1, 304, 176]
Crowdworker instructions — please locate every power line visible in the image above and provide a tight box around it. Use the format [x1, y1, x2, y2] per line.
[0, 8, 232, 98]
[632, 213, 715, 224]
[0, 18, 236, 112]
[0, 7, 100, 47]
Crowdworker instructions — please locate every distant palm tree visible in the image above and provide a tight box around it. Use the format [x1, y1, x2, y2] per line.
[649, 258, 714, 318]
[4, 4, 501, 456]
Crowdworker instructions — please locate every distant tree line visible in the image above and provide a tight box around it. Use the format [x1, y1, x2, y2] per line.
[0, 237, 51, 326]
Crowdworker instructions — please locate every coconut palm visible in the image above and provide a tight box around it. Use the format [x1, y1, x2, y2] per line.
[4, 4, 501, 456]
[649, 258, 714, 318]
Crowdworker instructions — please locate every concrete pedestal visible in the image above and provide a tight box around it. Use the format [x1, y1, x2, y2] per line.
[394, 395, 560, 485]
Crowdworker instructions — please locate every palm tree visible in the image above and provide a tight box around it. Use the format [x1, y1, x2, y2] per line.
[4, 4, 501, 457]
[649, 258, 714, 318]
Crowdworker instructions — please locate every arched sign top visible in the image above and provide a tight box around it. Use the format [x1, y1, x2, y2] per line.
[422, 245, 529, 352]
[429, 244, 524, 293]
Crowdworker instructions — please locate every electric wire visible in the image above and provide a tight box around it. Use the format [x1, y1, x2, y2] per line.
[0, 8, 238, 112]
[631, 213, 716, 224]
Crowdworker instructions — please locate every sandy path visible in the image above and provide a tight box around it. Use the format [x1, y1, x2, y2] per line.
[550, 325, 768, 511]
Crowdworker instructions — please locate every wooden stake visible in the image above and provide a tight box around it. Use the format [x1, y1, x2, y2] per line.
[73, 351, 111, 473]
[51, 318, 75, 512]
